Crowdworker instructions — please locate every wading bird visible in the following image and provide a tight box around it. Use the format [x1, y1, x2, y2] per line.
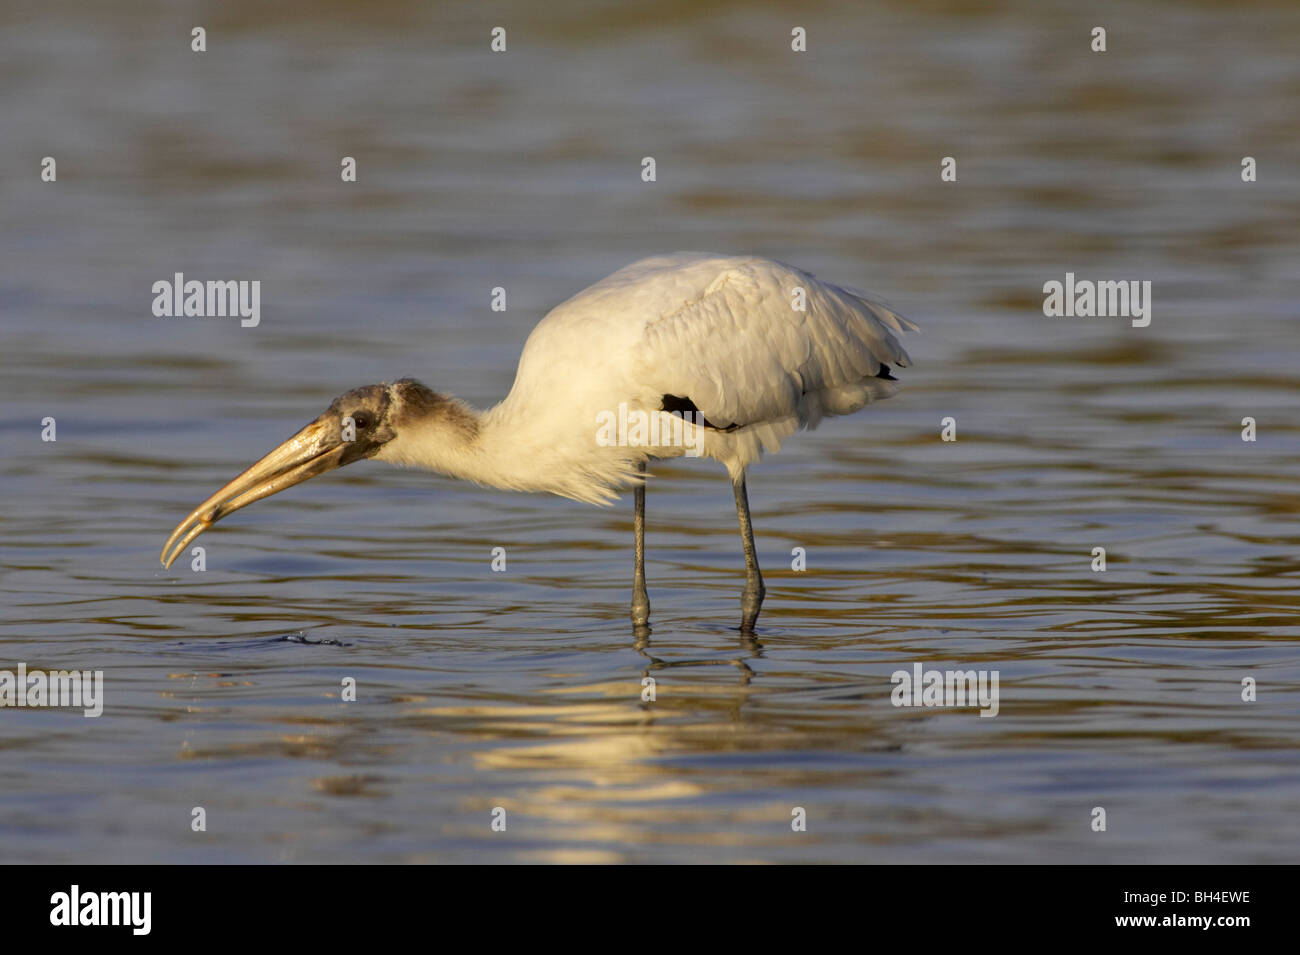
[161, 253, 916, 631]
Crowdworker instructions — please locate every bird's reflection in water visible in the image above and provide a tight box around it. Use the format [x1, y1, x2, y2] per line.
[632, 621, 760, 694]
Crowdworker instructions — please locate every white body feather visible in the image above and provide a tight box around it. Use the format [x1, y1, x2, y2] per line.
[377, 252, 916, 504]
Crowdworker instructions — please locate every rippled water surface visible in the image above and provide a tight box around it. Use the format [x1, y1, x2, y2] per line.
[2, 0, 1299, 863]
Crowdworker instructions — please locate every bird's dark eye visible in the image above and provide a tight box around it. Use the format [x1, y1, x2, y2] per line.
[350, 412, 373, 431]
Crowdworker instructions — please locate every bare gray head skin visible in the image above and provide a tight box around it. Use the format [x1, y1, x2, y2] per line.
[327, 383, 396, 465]
[159, 378, 448, 568]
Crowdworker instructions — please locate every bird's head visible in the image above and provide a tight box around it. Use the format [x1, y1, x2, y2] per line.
[159, 378, 441, 569]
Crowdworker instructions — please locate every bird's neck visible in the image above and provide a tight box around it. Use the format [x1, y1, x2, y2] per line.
[375, 388, 633, 504]
[375, 393, 541, 494]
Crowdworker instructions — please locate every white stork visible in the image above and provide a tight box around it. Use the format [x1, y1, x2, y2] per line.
[161, 252, 917, 631]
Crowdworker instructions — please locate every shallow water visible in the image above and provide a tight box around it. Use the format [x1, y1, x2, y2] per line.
[2, 0, 1299, 863]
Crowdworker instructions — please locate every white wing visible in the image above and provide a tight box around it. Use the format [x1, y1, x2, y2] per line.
[618, 253, 915, 429]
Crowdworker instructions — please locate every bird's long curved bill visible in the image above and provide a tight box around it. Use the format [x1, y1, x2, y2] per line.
[160, 416, 345, 569]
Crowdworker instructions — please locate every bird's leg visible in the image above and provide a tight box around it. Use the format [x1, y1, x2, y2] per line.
[631, 460, 651, 629]
[733, 475, 765, 632]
